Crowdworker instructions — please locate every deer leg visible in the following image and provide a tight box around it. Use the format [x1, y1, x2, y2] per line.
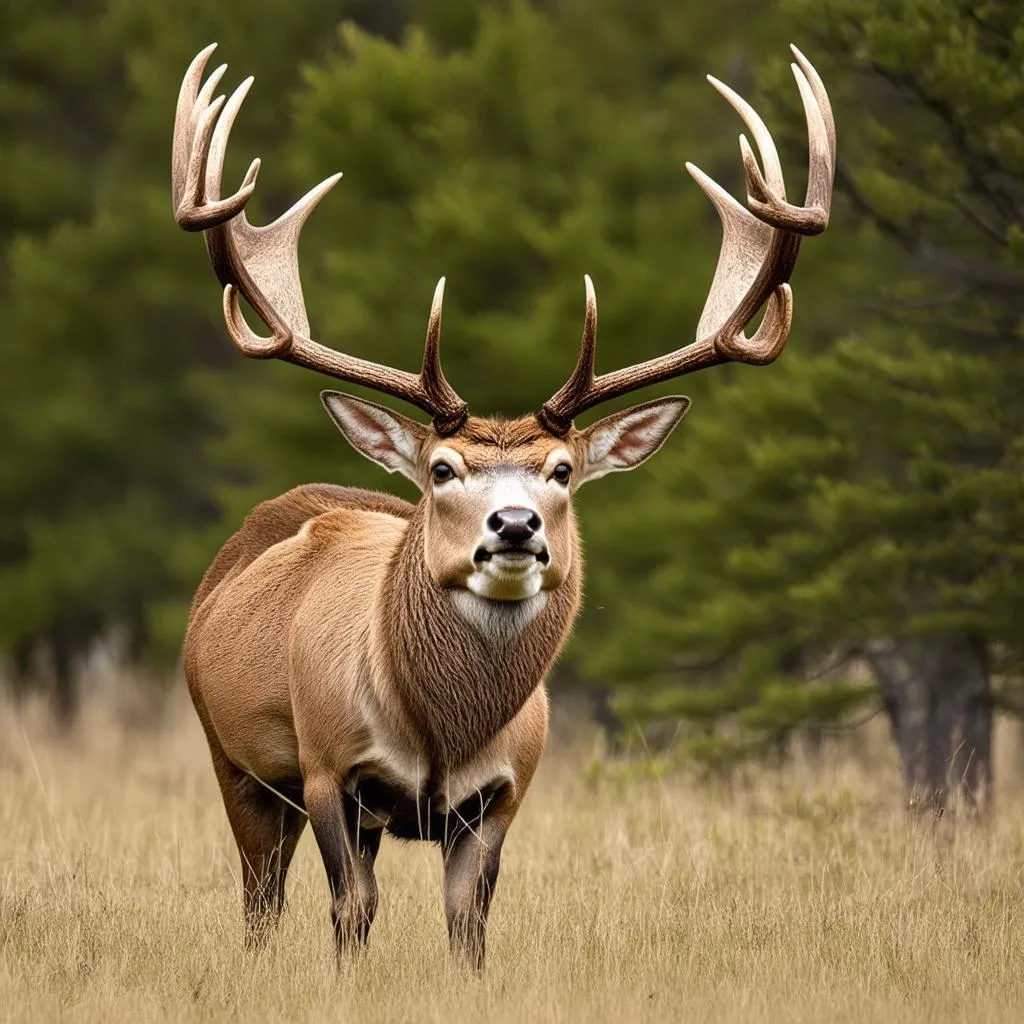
[304, 773, 381, 957]
[441, 795, 513, 971]
[206, 739, 307, 947]
[198, 737, 303, 942]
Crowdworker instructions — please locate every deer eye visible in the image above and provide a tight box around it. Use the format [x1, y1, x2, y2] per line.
[432, 462, 455, 484]
[551, 462, 572, 486]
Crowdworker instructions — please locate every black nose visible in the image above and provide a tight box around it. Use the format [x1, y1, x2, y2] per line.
[487, 507, 542, 544]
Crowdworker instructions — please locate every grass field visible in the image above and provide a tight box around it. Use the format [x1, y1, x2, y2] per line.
[2, 684, 1023, 1023]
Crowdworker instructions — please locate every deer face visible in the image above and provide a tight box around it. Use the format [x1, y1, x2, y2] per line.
[322, 393, 689, 602]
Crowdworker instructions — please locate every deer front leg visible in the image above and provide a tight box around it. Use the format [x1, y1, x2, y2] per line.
[304, 773, 381, 957]
[441, 795, 514, 971]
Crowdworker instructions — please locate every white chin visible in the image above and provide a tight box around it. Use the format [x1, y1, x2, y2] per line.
[466, 559, 543, 601]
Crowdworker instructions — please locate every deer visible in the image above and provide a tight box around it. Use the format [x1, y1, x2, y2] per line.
[172, 42, 835, 969]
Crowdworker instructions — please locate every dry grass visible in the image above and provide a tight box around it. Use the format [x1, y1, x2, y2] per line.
[2, 686, 1024, 1024]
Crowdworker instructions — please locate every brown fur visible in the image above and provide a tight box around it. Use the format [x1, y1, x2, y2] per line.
[182, 401, 680, 970]
[183, 448, 577, 967]
[382, 504, 579, 770]
[188, 484, 413, 625]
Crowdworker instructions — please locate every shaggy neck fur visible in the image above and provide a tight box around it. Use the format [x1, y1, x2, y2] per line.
[381, 504, 581, 772]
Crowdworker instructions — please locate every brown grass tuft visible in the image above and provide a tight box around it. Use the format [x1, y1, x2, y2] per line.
[2, 688, 1023, 1023]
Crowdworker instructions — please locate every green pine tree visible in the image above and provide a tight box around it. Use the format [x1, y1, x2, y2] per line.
[581, 0, 1024, 811]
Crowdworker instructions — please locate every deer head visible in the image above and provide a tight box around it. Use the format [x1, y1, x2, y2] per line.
[172, 43, 834, 604]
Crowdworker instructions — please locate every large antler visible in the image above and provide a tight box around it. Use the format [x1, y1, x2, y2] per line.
[539, 46, 835, 435]
[171, 44, 468, 435]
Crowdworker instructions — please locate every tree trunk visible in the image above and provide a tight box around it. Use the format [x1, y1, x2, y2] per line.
[867, 636, 991, 816]
[954, 674, 993, 816]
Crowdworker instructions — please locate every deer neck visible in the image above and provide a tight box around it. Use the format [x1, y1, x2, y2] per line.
[380, 504, 581, 771]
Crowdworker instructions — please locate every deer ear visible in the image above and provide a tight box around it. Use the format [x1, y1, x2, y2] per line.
[578, 396, 690, 485]
[321, 392, 430, 486]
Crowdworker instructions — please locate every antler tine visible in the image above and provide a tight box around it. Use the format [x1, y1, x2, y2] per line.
[420, 278, 469, 434]
[790, 45, 835, 222]
[173, 46, 468, 433]
[424, 277, 445, 379]
[172, 46, 255, 231]
[707, 74, 787, 200]
[538, 276, 598, 435]
[171, 43, 217, 214]
[204, 75, 260, 208]
[539, 47, 834, 434]
[792, 46, 835, 165]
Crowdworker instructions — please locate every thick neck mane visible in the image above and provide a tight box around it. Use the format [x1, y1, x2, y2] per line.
[381, 504, 581, 771]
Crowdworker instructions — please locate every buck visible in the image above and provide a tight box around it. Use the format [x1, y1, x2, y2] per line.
[173, 42, 835, 968]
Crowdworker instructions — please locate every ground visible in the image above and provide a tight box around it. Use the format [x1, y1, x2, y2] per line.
[1, 684, 1023, 1023]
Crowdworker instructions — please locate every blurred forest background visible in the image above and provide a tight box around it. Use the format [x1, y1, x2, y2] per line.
[1, 0, 1022, 813]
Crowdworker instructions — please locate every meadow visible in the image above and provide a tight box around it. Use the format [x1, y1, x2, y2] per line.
[2, 677, 1023, 1024]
